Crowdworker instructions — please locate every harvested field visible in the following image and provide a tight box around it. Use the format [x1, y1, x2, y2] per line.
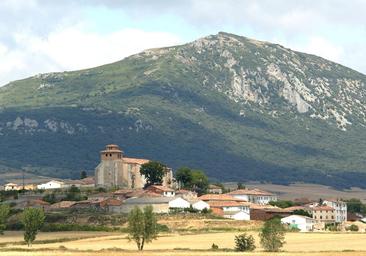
[0, 231, 365, 255]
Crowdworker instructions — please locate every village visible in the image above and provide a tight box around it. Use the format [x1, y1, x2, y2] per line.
[1, 144, 365, 234]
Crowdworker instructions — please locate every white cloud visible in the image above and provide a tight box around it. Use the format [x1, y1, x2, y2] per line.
[297, 37, 344, 62]
[0, 27, 181, 86]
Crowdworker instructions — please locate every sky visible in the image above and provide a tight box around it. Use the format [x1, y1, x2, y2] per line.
[1, 0, 366, 86]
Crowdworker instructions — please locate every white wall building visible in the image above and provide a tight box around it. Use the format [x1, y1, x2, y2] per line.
[227, 189, 277, 205]
[323, 199, 347, 223]
[225, 210, 250, 221]
[281, 215, 314, 232]
[191, 200, 210, 211]
[4, 183, 20, 191]
[37, 180, 64, 190]
[168, 197, 190, 209]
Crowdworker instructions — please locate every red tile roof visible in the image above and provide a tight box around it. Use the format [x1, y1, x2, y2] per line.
[147, 185, 174, 192]
[199, 194, 245, 202]
[209, 201, 251, 208]
[123, 157, 149, 165]
[283, 206, 309, 212]
[227, 188, 274, 196]
[311, 206, 335, 211]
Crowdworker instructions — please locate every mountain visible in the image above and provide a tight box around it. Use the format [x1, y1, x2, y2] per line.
[1, 32, 366, 188]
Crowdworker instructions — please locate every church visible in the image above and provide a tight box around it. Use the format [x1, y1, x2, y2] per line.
[95, 144, 173, 189]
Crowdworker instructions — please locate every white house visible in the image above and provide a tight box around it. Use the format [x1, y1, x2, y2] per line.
[191, 200, 210, 211]
[37, 180, 64, 190]
[225, 210, 250, 221]
[4, 183, 20, 191]
[209, 201, 251, 220]
[147, 185, 175, 197]
[323, 199, 347, 223]
[168, 197, 190, 209]
[227, 189, 277, 205]
[281, 215, 314, 232]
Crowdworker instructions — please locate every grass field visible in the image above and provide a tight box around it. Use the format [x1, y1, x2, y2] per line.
[0, 231, 365, 256]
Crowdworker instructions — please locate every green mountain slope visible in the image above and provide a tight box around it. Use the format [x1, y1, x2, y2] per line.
[1, 32, 366, 188]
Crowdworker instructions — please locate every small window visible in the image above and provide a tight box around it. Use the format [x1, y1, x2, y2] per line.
[105, 154, 108, 157]
[110, 154, 112, 157]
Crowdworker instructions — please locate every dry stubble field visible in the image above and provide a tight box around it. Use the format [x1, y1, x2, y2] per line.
[0, 231, 365, 256]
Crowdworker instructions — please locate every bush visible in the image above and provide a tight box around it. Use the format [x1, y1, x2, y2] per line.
[234, 233, 256, 252]
[211, 243, 219, 250]
[347, 224, 359, 232]
[156, 224, 169, 232]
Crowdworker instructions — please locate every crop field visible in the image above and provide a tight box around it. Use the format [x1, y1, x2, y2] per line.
[0, 231, 365, 256]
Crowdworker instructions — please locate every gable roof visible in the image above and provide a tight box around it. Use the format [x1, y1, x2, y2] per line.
[311, 205, 335, 211]
[123, 157, 149, 165]
[226, 188, 274, 196]
[147, 185, 174, 192]
[124, 196, 174, 204]
[208, 201, 251, 208]
[199, 194, 245, 202]
[50, 201, 77, 209]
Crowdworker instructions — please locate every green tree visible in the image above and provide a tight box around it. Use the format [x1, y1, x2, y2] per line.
[65, 185, 86, 201]
[269, 200, 295, 209]
[345, 198, 366, 214]
[175, 167, 193, 188]
[235, 233, 256, 251]
[127, 206, 158, 250]
[259, 218, 286, 252]
[0, 204, 10, 235]
[80, 170, 87, 179]
[42, 193, 57, 204]
[21, 208, 45, 246]
[140, 161, 165, 187]
[191, 169, 209, 194]
[237, 182, 245, 189]
[293, 209, 312, 217]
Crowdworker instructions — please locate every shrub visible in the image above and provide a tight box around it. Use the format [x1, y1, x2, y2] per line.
[211, 243, 219, 250]
[234, 233, 256, 252]
[347, 224, 359, 232]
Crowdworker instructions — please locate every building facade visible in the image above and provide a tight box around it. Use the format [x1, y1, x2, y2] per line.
[311, 205, 335, 224]
[227, 189, 277, 205]
[323, 199, 347, 223]
[95, 144, 173, 189]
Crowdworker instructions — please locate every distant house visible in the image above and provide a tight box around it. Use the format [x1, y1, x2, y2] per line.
[168, 197, 190, 209]
[4, 183, 37, 191]
[310, 205, 335, 224]
[4, 183, 20, 191]
[115, 197, 173, 214]
[199, 194, 245, 202]
[250, 205, 291, 221]
[281, 215, 314, 232]
[190, 200, 210, 211]
[208, 184, 223, 194]
[323, 199, 347, 223]
[175, 189, 198, 201]
[24, 184, 37, 190]
[209, 201, 250, 220]
[37, 180, 64, 190]
[226, 189, 277, 205]
[49, 201, 77, 210]
[146, 185, 175, 197]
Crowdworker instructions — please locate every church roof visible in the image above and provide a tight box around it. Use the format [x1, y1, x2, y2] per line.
[123, 157, 149, 165]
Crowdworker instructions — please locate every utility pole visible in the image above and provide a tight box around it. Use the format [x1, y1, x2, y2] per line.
[22, 169, 25, 191]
